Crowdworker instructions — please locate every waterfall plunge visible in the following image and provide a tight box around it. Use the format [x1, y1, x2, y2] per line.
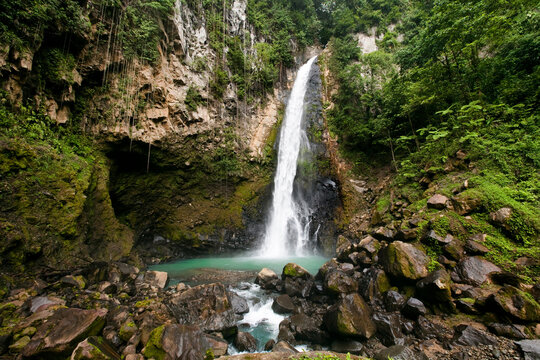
[260, 56, 317, 258]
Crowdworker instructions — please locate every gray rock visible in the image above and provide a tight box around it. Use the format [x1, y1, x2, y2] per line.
[272, 340, 298, 354]
[384, 290, 406, 312]
[373, 312, 406, 346]
[230, 292, 249, 314]
[453, 257, 501, 286]
[330, 339, 364, 355]
[325, 293, 376, 339]
[255, 268, 280, 290]
[374, 345, 428, 360]
[143, 324, 209, 360]
[516, 340, 540, 360]
[380, 241, 429, 281]
[143, 270, 168, 289]
[451, 324, 497, 346]
[324, 270, 358, 295]
[416, 269, 452, 304]
[402, 298, 427, 319]
[490, 207, 513, 230]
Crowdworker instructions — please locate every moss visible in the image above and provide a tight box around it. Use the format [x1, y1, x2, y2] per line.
[283, 263, 308, 278]
[143, 325, 166, 360]
[135, 299, 153, 308]
[459, 297, 476, 304]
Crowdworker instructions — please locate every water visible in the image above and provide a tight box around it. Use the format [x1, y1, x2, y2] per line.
[261, 56, 318, 258]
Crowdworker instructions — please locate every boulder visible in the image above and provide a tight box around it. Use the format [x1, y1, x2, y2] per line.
[317, 259, 340, 280]
[282, 263, 312, 279]
[464, 240, 490, 255]
[384, 290, 406, 312]
[70, 336, 121, 360]
[425, 230, 452, 245]
[453, 257, 501, 286]
[451, 324, 497, 346]
[374, 345, 428, 360]
[490, 207, 513, 230]
[488, 285, 540, 322]
[272, 341, 298, 354]
[515, 340, 540, 360]
[277, 319, 295, 344]
[234, 332, 257, 352]
[167, 283, 237, 333]
[330, 339, 364, 355]
[443, 241, 465, 261]
[416, 269, 452, 304]
[358, 268, 391, 303]
[373, 312, 406, 346]
[272, 294, 295, 314]
[452, 193, 482, 215]
[380, 241, 429, 281]
[290, 313, 328, 344]
[402, 298, 427, 319]
[427, 194, 449, 210]
[490, 271, 522, 287]
[143, 324, 209, 360]
[488, 323, 528, 340]
[143, 271, 168, 289]
[255, 268, 280, 290]
[373, 227, 394, 241]
[324, 293, 376, 339]
[324, 271, 358, 295]
[264, 339, 275, 351]
[22, 308, 107, 358]
[205, 334, 228, 357]
[229, 292, 249, 314]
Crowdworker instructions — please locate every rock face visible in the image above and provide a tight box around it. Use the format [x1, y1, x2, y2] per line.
[380, 241, 429, 281]
[22, 308, 107, 358]
[453, 257, 501, 286]
[325, 293, 376, 339]
[143, 324, 209, 360]
[167, 283, 237, 333]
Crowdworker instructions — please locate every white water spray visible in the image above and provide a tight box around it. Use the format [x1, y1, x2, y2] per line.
[260, 56, 317, 258]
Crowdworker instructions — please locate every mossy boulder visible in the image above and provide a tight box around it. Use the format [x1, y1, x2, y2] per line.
[143, 324, 209, 360]
[324, 293, 376, 339]
[488, 286, 540, 322]
[380, 241, 429, 281]
[282, 263, 312, 279]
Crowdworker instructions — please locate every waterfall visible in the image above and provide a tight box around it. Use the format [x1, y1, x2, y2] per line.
[260, 56, 318, 258]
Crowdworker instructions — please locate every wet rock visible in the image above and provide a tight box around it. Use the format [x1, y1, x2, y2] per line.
[443, 241, 465, 262]
[143, 324, 209, 360]
[290, 313, 328, 344]
[464, 240, 490, 255]
[515, 340, 540, 360]
[488, 285, 540, 322]
[414, 316, 445, 340]
[451, 324, 497, 346]
[358, 268, 391, 303]
[256, 268, 280, 290]
[490, 207, 513, 230]
[416, 269, 452, 304]
[272, 294, 295, 314]
[453, 257, 501, 286]
[380, 241, 429, 281]
[374, 345, 428, 360]
[324, 271, 358, 295]
[330, 339, 364, 355]
[70, 336, 121, 360]
[60, 275, 86, 289]
[167, 283, 237, 333]
[384, 290, 406, 312]
[264, 339, 275, 351]
[234, 332, 257, 352]
[282, 263, 312, 279]
[272, 340, 298, 354]
[373, 312, 406, 346]
[22, 308, 107, 358]
[143, 271, 168, 289]
[427, 194, 449, 210]
[402, 298, 427, 319]
[325, 293, 376, 339]
[277, 319, 295, 343]
[230, 292, 249, 314]
[488, 323, 528, 340]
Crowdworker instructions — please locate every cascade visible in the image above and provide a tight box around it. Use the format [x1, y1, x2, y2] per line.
[260, 56, 318, 258]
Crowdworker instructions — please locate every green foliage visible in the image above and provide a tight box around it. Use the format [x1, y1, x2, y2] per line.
[36, 48, 77, 86]
[184, 86, 204, 111]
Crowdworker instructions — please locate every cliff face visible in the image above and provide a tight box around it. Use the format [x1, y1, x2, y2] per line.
[0, 0, 322, 271]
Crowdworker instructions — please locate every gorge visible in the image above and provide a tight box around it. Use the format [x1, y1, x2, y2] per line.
[0, 0, 539, 359]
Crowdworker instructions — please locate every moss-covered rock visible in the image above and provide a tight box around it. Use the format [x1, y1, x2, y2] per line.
[488, 286, 540, 322]
[282, 263, 312, 279]
[380, 241, 429, 281]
